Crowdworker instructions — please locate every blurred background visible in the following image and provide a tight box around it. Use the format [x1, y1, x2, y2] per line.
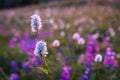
[0, 0, 120, 80]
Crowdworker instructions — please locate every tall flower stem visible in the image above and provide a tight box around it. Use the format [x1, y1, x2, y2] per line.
[97, 69, 100, 80]
[43, 58, 53, 80]
[0, 69, 9, 80]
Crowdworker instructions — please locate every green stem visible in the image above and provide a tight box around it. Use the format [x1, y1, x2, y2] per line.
[43, 58, 53, 80]
[110, 77, 112, 80]
[0, 69, 9, 80]
[97, 70, 100, 80]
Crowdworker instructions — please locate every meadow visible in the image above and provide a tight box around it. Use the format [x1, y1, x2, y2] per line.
[0, 1, 120, 80]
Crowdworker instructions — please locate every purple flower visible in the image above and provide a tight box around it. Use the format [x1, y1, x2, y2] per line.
[82, 68, 91, 80]
[9, 73, 19, 80]
[82, 74, 88, 80]
[10, 61, 18, 72]
[103, 46, 118, 68]
[60, 66, 72, 80]
[30, 57, 43, 67]
[78, 54, 85, 64]
[9, 38, 17, 48]
[22, 61, 30, 73]
[64, 57, 71, 65]
[84, 68, 91, 75]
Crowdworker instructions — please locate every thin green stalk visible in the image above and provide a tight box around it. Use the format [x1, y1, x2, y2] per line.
[0, 69, 9, 80]
[43, 58, 53, 80]
[97, 69, 100, 80]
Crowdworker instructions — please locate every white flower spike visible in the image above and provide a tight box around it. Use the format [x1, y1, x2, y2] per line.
[31, 14, 42, 32]
[34, 41, 48, 58]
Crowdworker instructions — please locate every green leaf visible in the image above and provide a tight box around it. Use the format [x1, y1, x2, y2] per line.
[36, 67, 49, 75]
[90, 73, 96, 80]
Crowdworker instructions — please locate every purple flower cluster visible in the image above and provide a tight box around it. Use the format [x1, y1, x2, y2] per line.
[10, 60, 18, 72]
[103, 46, 118, 68]
[85, 35, 96, 67]
[18, 32, 36, 53]
[9, 38, 17, 48]
[9, 73, 19, 80]
[82, 68, 91, 80]
[22, 61, 30, 73]
[60, 66, 72, 80]
[10, 61, 19, 80]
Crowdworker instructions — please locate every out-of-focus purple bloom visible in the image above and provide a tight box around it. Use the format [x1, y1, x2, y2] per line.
[72, 33, 80, 42]
[82, 68, 91, 80]
[78, 54, 85, 64]
[82, 74, 88, 80]
[9, 38, 17, 48]
[103, 46, 118, 68]
[93, 33, 99, 39]
[64, 57, 71, 65]
[85, 68, 91, 75]
[56, 52, 62, 61]
[102, 36, 110, 47]
[10, 61, 18, 72]
[18, 33, 36, 53]
[30, 57, 43, 67]
[22, 61, 30, 73]
[94, 41, 100, 52]
[9, 73, 19, 80]
[60, 66, 72, 80]
[85, 34, 96, 67]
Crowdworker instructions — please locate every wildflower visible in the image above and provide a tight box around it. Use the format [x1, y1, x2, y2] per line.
[102, 36, 110, 47]
[64, 56, 71, 64]
[10, 61, 18, 72]
[78, 54, 85, 64]
[21, 61, 30, 73]
[85, 34, 96, 67]
[82, 74, 88, 80]
[77, 37, 85, 45]
[60, 66, 72, 80]
[52, 40, 60, 47]
[108, 27, 115, 37]
[9, 38, 17, 48]
[60, 31, 65, 37]
[116, 53, 120, 59]
[82, 68, 91, 80]
[93, 33, 99, 39]
[34, 41, 48, 58]
[9, 73, 19, 80]
[94, 54, 102, 62]
[31, 14, 42, 32]
[103, 46, 119, 68]
[56, 52, 62, 61]
[72, 33, 80, 41]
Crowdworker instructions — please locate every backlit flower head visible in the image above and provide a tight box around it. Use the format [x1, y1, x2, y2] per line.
[72, 33, 80, 41]
[52, 40, 60, 47]
[77, 37, 85, 45]
[34, 41, 48, 58]
[31, 14, 42, 32]
[94, 54, 102, 62]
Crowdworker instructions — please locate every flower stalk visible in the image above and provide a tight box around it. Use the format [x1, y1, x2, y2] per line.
[43, 57, 53, 80]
